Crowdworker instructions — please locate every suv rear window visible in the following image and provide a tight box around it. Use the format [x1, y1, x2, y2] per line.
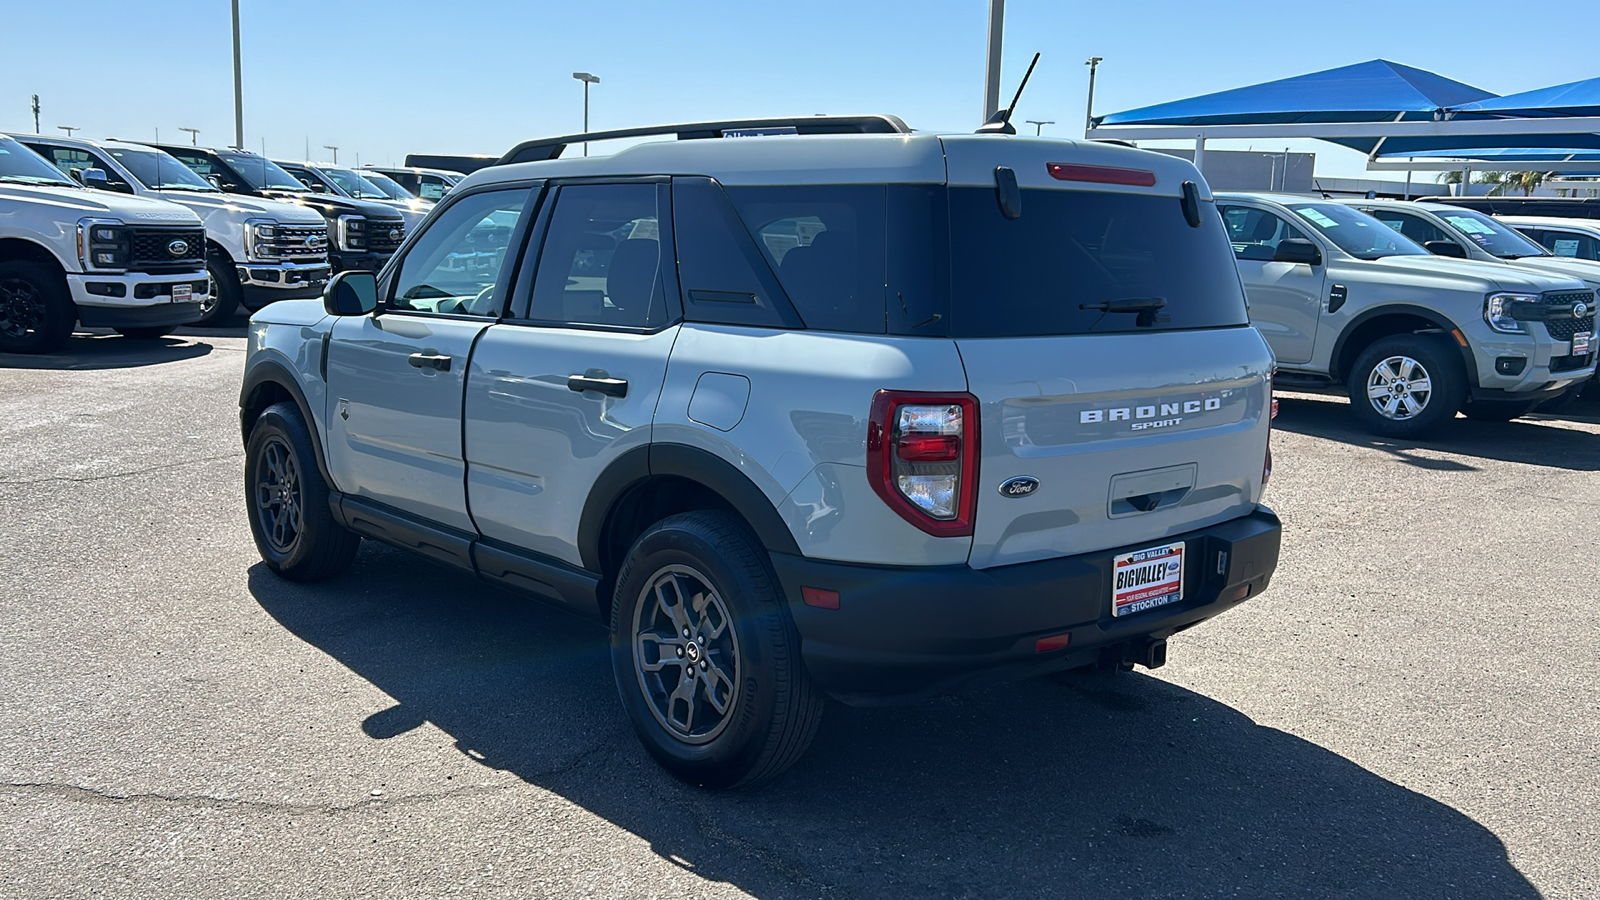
[946, 187, 1249, 337]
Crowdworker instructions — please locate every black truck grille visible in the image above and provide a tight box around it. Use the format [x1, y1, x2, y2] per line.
[128, 227, 206, 273]
[1540, 291, 1594, 343]
[265, 225, 330, 263]
[367, 220, 406, 255]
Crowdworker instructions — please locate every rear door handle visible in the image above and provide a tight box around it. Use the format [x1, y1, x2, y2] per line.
[567, 375, 628, 398]
[407, 352, 452, 372]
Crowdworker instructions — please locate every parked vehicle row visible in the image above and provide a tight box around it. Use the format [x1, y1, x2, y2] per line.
[1218, 192, 1596, 435]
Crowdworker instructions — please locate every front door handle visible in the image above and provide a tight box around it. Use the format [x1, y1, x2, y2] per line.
[567, 374, 628, 398]
[408, 352, 452, 372]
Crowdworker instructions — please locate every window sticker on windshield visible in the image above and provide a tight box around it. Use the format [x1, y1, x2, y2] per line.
[1298, 208, 1338, 228]
[1554, 239, 1581, 257]
[1444, 215, 1493, 235]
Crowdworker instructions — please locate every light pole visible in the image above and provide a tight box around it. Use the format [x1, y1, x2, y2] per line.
[58, 126, 79, 137]
[573, 72, 600, 156]
[231, 0, 244, 150]
[982, 0, 1005, 122]
[179, 127, 200, 146]
[1084, 56, 1103, 138]
[30, 95, 40, 133]
[323, 145, 338, 164]
[1024, 119, 1054, 136]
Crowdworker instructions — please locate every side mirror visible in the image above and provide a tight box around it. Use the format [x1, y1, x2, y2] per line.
[74, 167, 110, 189]
[1273, 238, 1322, 266]
[206, 174, 223, 189]
[323, 270, 378, 316]
[1424, 240, 1468, 259]
[310, 183, 328, 193]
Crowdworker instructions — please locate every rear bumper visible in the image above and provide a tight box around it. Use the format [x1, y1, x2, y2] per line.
[771, 507, 1282, 704]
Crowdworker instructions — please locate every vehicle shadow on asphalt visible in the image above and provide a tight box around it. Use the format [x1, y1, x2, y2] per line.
[1274, 394, 1600, 472]
[0, 331, 214, 370]
[248, 548, 1539, 898]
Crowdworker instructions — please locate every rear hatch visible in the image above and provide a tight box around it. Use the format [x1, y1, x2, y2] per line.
[938, 137, 1273, 569]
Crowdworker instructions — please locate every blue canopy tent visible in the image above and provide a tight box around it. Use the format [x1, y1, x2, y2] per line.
[1096, 59, 1495, 128]
[1454, 77, 1600, 118]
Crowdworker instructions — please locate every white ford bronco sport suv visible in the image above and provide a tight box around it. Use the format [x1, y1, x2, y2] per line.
[241, 116, 1282, 787]
[13, 134, 332, 326]
[1217, 193, 1595, 434]
[0, 135, 209, 353]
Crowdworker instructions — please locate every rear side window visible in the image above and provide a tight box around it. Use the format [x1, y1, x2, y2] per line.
[527, 183, 669, 329]
[727, 185, 888, 334]
[948, 188, 1248, 337]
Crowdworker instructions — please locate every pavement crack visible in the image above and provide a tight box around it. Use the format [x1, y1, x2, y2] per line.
[0, 453, 243, 486]
[0, 781, 508, 814]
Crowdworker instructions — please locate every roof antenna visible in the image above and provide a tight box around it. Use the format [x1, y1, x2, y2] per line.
[977, 52, 1041, 135]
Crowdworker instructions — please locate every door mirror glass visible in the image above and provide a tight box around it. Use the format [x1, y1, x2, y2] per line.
[1273, 238, 1322, 266]
[1423, 240, 1467, 259]
[324, 270, 378, 316]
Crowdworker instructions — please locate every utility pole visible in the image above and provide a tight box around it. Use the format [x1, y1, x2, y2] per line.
[1084, 56, 1103, 138]
[573, 72, 600, 156]
[30, 95, 40, 133]
[58, 126, 79, 137]
[179, 127, 200, 146]
[1024, 119, 1054, 136]
[231, 0, 244, 150]
[982, 0, 1005, 122]
[323, 145, 338, 164]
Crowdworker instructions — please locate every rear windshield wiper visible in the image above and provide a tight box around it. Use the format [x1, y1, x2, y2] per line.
[1080, 297, 1168, 328]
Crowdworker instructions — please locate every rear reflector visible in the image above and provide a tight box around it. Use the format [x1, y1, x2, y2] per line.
[1035, 634, 1071, 653]
[801, 587, 840, 610]
[1047, 162, 1157, 187]
[896, 433, 960, 462]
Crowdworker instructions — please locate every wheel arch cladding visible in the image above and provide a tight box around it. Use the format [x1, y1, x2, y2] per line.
[1332, 305, 1476, 386]
[240, 360, 334, 486]
[0, 237, 69, 276]
[581, 444, 802, 615]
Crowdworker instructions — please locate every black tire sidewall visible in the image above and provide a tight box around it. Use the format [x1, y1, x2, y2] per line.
[244, 402, 352, 579]
[200, 253, 241, 326]
[1347, 334, 1467, 437]
[609, 514, 793, 788]
[0, 260, 74, 354]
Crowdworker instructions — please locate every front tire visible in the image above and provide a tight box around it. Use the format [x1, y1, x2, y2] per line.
[245, 401, 360, 581]
[198, 252, 241, 325]
[610, 511, 823, 789]
[0, 260, 74, 354]
[1346, 333, 1467, 438]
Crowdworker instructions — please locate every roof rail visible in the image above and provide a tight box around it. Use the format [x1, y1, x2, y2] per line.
[496, 114, 912, 166]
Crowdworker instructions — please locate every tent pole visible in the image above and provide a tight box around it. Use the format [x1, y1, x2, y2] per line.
[1193, 135, 1206, 175]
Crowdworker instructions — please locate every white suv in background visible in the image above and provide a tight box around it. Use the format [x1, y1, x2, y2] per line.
[14, 134, 332, 326]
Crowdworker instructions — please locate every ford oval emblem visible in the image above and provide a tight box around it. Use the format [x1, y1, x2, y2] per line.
[1575, 301, 1590, 319]
[999, 476, 1040, 498]
[388, 228, 402, 242]
[166, 239, 189, 257]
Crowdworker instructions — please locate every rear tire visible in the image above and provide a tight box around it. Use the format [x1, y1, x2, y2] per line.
[0, 260, 74, 354]
[245, 401, 360, 581]
[1346, 333, 1467, 438]
[610, 511, 823, 789]
[1462, 399, 1539, 422]
[198, 252, 241, 325]
[115, 326, 168, 340]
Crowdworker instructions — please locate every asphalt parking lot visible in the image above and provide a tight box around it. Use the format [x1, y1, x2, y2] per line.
[2, 326, 1597, 899]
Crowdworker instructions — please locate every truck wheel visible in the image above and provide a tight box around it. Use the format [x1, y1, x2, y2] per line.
[245, 401, 360, 582]
[198, 252, 241, 326]
[610, 511, 823, 789]
[115, 327, 168, 340]
[1462, 398, 1540, 422]
[0, 260, 74, 354]
[1346, 334, 1467, 438]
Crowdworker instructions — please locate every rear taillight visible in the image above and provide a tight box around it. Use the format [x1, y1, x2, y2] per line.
[867, 391, 979, 537]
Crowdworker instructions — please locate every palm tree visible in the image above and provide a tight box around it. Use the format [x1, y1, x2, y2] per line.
[1509, 171, 1553, 196]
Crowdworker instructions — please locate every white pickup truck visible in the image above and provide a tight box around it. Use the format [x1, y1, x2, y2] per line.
[0, 135, 209, 353]
[13, 134, 331, 326]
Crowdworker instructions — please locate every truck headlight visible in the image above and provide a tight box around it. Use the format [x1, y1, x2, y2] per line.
[1485, 293, 1534, 335]
[78, 218, 130, 270]
[245, 220, 279, 261]
[337, 215, 367, 252]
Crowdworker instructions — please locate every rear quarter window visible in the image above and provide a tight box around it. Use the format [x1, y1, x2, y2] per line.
[947, 187, 1249, 337]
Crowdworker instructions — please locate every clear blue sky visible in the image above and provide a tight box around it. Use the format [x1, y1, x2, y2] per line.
[2, 0, 1596, 177]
